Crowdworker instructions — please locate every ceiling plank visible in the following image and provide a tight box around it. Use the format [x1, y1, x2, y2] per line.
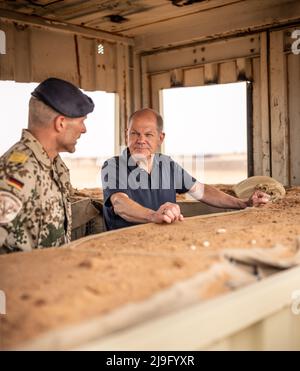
[133, 0, 300, 52]
[0, 9, 134, 45]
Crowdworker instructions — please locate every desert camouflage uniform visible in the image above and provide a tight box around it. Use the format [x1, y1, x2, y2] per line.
[0, 130, 72, 253]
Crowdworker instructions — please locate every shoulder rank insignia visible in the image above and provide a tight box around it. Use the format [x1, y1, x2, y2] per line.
[8, 152, 29, 164]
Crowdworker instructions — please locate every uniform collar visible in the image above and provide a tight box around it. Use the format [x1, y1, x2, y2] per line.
[21, 129, 53, 169]
[20, 130, 70, 191]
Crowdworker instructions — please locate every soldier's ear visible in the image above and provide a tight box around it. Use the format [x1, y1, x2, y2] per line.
[54, 115, 66, 132]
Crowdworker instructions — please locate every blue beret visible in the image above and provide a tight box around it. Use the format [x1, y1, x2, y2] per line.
[31, 78, 95, 118]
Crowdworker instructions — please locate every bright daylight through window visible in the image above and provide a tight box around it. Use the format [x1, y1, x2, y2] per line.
[162, 82, 248, 185]
[0, 81, 115, 189]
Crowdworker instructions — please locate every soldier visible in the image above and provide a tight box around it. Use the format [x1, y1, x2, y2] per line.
[0, 77, 94, 253]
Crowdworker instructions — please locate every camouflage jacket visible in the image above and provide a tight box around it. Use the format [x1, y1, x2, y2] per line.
[0, 130, 72, 253]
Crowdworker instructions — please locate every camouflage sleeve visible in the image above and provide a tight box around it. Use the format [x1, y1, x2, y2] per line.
[0, 191, 22, 224]
[0, 226, 8, 247]
[0, 151, 36, 230]
[0, 188, 22, 248]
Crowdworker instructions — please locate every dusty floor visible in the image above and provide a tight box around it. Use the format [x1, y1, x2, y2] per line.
[1, 187, 300, 349]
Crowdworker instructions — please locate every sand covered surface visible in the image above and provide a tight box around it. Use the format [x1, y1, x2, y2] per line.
[1, 187, 300, 349]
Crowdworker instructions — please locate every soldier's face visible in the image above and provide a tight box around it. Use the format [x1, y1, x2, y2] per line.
[59, 116, 87, 153]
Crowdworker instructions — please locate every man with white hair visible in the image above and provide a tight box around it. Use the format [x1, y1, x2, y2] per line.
[0, 77, 94, 253]
[102, 108, 269, 230]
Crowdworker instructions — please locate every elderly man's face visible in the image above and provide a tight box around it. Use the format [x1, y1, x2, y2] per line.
[127, 113, 165, 160]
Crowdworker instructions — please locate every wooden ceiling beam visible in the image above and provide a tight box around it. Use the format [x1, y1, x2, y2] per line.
[0, 8, 134, 45]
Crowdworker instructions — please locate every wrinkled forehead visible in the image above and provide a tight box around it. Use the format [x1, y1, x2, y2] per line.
[128, 112, 158, 132]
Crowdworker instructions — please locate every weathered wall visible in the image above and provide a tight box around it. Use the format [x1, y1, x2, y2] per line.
[1, 1, 300, 184]
[0, 19, 133, 151]
[133, 0, 300, 52]
[136, 26, 300, 186]
[286, 27, 300, 186]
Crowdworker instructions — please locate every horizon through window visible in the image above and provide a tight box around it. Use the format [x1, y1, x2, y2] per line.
[0, 81, 115, 188]
[162, 82, 248, 184]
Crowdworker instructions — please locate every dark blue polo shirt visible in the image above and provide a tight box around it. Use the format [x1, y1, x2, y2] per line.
[101, 148, 196, 230]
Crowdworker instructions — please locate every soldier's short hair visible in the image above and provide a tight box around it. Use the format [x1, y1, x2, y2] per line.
[28, 96, 59, 127]
[128, 108, 164, 133]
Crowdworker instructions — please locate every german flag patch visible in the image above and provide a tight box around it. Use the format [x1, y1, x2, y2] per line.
[7, 177, 24, 190]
